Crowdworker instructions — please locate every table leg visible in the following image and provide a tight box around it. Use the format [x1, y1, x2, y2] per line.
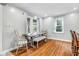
[37, 42, 39, 48]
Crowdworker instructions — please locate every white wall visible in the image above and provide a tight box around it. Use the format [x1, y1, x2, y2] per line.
[0, 5, 3, 51]
[43, 13, 79, 41]
[1, 4, 79, 51]
[39, 18, 44, 32]
[43, 17, 54, 32]
[3, 5, 29, 50]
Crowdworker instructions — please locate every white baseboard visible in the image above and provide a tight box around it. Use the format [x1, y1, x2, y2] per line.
[0, 47, 17, 56]
[48, 37, 71, 42]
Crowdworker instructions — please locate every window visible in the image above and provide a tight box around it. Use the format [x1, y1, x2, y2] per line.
[26, 16, 40, 33]
[33, 19, 37, 32]
[55, 17, 64, 33]
[32, 17, 40, 33]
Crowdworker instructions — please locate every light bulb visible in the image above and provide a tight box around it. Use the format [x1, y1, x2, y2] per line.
[10, 8, 15, 12]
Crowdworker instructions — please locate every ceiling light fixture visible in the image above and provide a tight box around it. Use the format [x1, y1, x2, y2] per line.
[73, 7, 77, 10]
[10, 8, 15, 12]
[44, 14, 48, 17]
[70, 13, 75, 16]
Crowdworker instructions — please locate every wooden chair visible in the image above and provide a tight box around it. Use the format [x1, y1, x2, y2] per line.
[70, 30, 79, 56]
[73, 31, 79, 56]
[70, 30, 76, 56]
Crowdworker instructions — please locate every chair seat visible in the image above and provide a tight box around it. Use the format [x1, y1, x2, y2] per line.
[18, 40, 27, 45]
[33, 36, 46, 42]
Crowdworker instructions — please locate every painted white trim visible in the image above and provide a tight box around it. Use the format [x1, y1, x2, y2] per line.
[0, 46, 18, 55]
[48, 37, 71, 42]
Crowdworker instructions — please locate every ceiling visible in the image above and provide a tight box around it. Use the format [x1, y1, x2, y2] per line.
[9, 3, 79, 17]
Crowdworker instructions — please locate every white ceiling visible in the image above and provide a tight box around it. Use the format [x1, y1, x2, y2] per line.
[10, 3, 79, 17]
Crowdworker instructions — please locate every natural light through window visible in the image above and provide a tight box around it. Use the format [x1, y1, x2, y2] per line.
[54, 17, 64, 33]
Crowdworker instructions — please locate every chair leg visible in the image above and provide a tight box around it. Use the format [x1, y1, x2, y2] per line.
[37, 42, 39, 48]
[73, 47, 78, 56]
[76, 48, 78, 56]
[44, 38, 47, 42]
[74, 52, 77, 56]
[16, 47, 19, 55]
[72, 46, 77, 56]
[26, 44, 29, 53]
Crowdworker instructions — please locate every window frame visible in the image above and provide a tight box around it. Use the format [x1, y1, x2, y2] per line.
[32, 19, 38, 32]
[54, 17, 64, 33]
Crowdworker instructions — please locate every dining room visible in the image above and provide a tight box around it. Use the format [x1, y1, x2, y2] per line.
[0, 3, 79, 56]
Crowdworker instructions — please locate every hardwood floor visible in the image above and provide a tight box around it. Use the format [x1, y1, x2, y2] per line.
[10, 39, 72, 56]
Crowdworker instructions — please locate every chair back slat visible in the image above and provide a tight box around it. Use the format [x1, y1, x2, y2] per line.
[70, 30, 79, 56]
[73, 31, 78, 47]
[70, 30, 75, 47]
[14, 30, 21, 40]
